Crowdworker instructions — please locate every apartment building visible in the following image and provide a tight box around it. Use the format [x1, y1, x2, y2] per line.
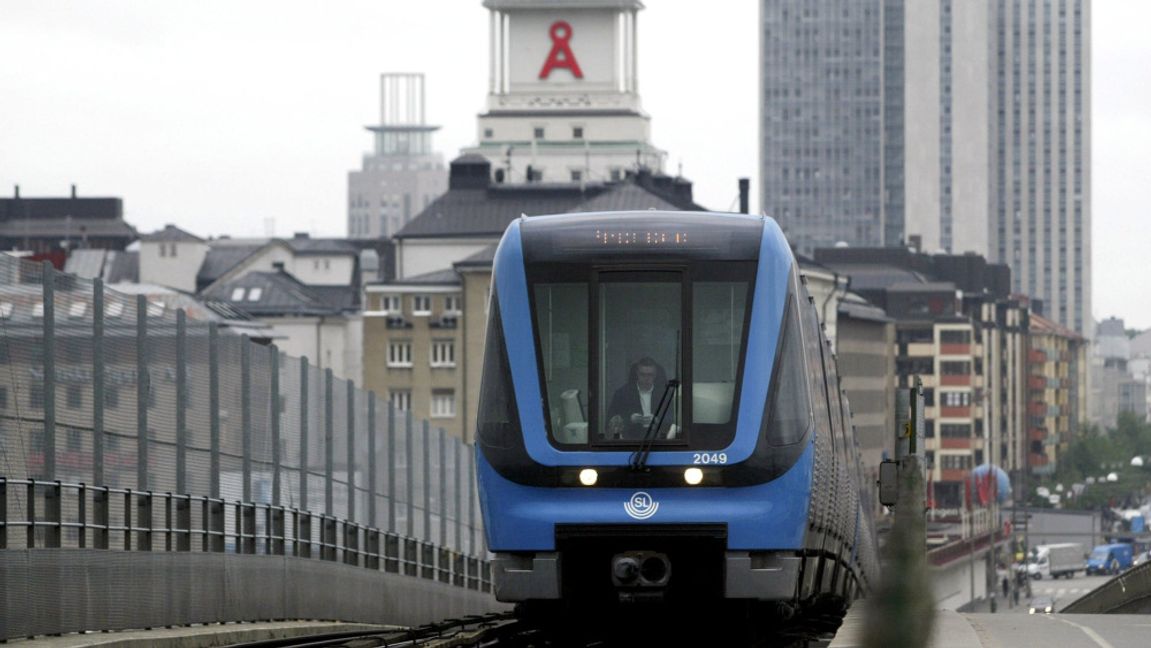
[362, 272, 465, 438]
[1027, 312, 1087, 475]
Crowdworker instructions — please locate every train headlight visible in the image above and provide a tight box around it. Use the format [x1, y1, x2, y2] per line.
[684, 467, 704, 485]
[579, 468, 598, 486]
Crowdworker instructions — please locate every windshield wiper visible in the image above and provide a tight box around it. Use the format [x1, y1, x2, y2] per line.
[629, 378, 680, 471]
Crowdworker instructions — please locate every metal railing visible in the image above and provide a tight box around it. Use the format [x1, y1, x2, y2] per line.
[0, 256, 497, 637]
[0, 477, 491, 591]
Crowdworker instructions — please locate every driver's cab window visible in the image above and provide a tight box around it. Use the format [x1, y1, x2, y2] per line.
[598, 272, 682, 443]
[534, 283, 589, 444]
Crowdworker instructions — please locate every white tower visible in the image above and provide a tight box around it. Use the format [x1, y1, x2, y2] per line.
[463, 0, 665, 185]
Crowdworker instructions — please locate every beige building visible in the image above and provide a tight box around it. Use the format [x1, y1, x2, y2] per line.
[1027, 313, 1087, 474]
[363, 270, 466, 438]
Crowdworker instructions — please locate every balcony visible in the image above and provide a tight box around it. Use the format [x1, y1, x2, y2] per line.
[941, 468, 968, 482]
[385, 316, 412, 330]
[1029, 349, 1047, 363]
[940, 343, 971, 356]
[1029, 428, 1048, 442]
[941, 374, 972, 386]
[1028, 452, 1050, 467]
[1028, 375, 1047, 390]
[940, 406, 972, 418]
[940, 437, 971, 450]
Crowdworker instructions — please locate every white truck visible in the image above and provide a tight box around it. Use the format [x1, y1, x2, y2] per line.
[1026, 543, 1087, 580]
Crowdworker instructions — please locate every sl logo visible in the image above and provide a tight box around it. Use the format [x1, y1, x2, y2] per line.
[624, 491, 659, 520]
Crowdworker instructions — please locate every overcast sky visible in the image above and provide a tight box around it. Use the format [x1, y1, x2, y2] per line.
[0, 1, 1147, 328]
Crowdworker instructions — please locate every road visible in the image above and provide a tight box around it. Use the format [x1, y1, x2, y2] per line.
[965, 613, 1151, 648]
[991, 573, 1114, 613]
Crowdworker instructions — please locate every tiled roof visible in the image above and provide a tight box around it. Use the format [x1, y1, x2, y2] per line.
[141, 225, 204, 243]
[395, 175, 704, 240]
[202, 270, 357, 317]
[387, 268, 461, 286]
[454, 244, 498, 269]
[0, 217, 136, 238]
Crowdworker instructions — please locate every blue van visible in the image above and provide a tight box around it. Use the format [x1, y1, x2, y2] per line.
[1086, 543, 1134, 575]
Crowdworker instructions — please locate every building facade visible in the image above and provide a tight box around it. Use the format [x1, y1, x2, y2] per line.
[760, 0, 1092, 334]
[362, 272, 465, 438]
[1027, 312, 1086, 475]
[348, 74, 447, 240]
[816, 247, 1029, 509]
[461, 0, 665, 184]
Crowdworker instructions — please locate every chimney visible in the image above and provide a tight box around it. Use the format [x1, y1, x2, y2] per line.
[449, 154, 492, 190]
[13, 185, 19, 199]
[71, 184, 77, 199]
[293, 232, 309, 239]
[738, 178, 750, 214]
[908, 234, 923, 253]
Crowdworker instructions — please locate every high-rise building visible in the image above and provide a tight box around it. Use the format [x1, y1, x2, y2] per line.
[760, 0, 1091, 334]
[461, 0, 665, 184]
[347, 73, 447, 240]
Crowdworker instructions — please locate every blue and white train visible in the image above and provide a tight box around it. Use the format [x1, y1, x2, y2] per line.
[475, 211, 879, 616]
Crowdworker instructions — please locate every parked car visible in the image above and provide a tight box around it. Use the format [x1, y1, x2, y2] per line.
[1028, 596, 1056, 614]
[1086, 543, 1134, 575]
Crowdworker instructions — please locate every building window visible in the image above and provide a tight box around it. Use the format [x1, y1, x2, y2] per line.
[388, 341, 412, 367]
[570, 170, 583, 182]
[431, 390, 455, 418]
[169, 243, 178, 257]
[483, 128, 493, 139]
[443, 295, 462, 314]
[572, 126, 584, 139]
[67, 385, 83, 409]
[29, 382, 44, 410]
[68, 429, 82, 451]
[0, 386, 7, 409]
[381, 295, 401, 313]
[941, 391, 971, 407]
[390, 390, 411, 412]
[940, 361, 971, 375]
[941, 424, 970, 438]
[159, 244, 167, 258]
[248, 287, 263, 301]
[412, 295, 432, 315]
[431, 340, 455, 367]
[230, 288, 246, 301]
[105, 387, 120, 409]
[609, 168, 622, 182]
[533, 126, 545, 140]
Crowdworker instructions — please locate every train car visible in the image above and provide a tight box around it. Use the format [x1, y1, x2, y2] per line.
[475, 211, 879, 617]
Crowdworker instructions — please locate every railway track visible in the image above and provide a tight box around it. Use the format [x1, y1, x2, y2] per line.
[223, 606, 846, 648]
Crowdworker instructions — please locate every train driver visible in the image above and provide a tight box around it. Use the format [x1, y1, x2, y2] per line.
[606, 357, 676, 440]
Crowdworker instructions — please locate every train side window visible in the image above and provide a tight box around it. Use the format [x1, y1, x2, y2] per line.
[476, 295, 520, 449]
[533, 283, 589, 445]
[765, 293, 811, 446]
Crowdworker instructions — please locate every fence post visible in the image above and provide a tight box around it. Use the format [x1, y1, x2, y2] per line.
[92, 278, 105, 486]
[45, 480, 61, 548]
[325, 368, 333, 516]
[346, 379, 355, 522]
[406, 413, 414, 539]
[41, 261, 56, 480]
[367, 395, 377, 529]
[136, 294, 149, 491]
[468, 448, 476, 555]
[1, 478, 7, 549]
[176, 309, 187, 495]
[455, 436, 462, 551]
[209, 322, 221, 498]
[423, 420, 431, 542]
[439, 427, 447, 548]
[388, 401, 396, 533]
[271, 348, 281, 506]
[241, 337, 252, 503]
[299, 358, 309, 512]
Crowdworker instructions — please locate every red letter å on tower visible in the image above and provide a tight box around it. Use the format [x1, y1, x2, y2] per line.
[539, 21, 584, 80]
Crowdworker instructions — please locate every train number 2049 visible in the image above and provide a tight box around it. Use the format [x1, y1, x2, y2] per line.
[692, 453, 728, 465]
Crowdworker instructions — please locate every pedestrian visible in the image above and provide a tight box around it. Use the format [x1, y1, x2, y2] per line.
[1001, 576, 1009, 598]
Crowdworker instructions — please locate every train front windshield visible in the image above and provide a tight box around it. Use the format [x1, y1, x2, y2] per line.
[530, 262, 754, 452]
